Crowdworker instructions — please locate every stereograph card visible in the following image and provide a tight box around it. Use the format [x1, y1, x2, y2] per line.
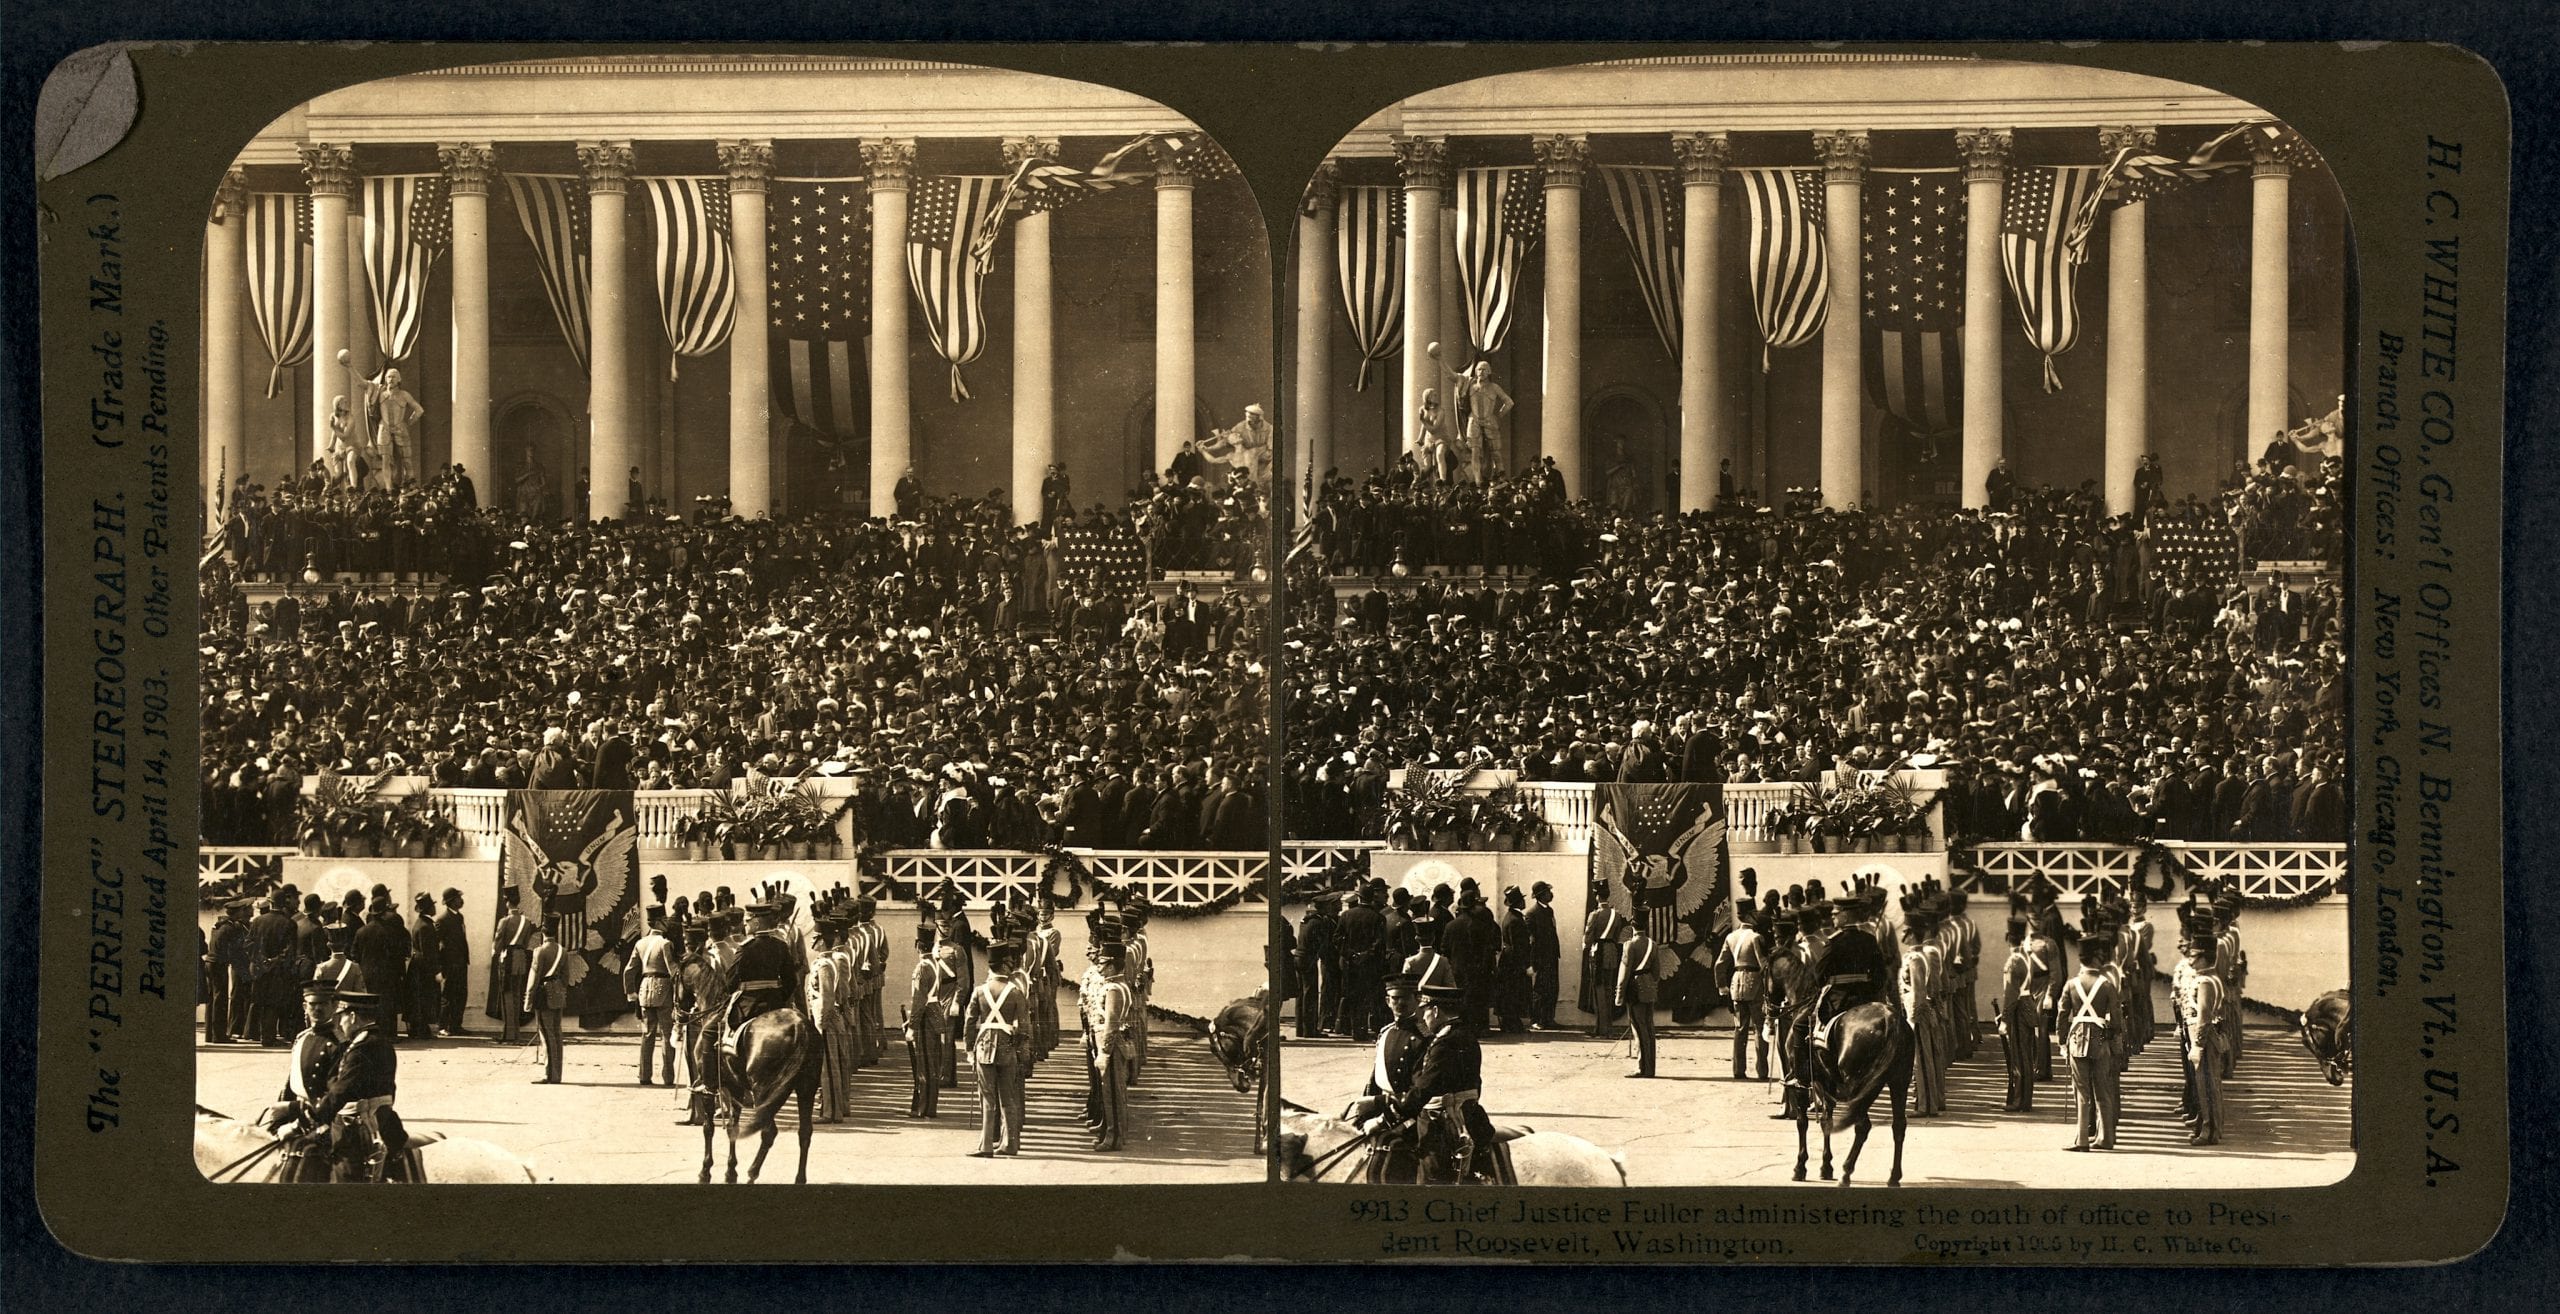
[25, 40, 2509, 1266]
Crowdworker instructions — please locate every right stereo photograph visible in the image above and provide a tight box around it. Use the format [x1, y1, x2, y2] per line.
[1273, 52, 2351, 1191]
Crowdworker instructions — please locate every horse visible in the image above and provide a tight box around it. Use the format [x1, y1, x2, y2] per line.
[1277, 1100, 1626, 1186]
[1207, 993, 1269, 1154]
[2299, 989, 2352, 1087]
[194, 1107, 539, 1183]
[1793, 1001, 1913, 1187]
[699, 1005, 822, 1185]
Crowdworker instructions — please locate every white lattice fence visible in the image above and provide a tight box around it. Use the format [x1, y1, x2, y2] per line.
[1281, 840, 1384, 888]
[1960, 844, 2141, 899]
[883, 851, 1048, 907]
[1085, 852, 1268, 906]
[2176, 844, 2348, 899]
[1958, 843, 2348, 902]
[199, 846, 294, 891]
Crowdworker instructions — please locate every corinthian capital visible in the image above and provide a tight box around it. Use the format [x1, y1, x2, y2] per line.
[1672, 132, 1731, 185]
[1812, 130, 1871, 183]
[577, 141, 635, 194]
[1954, 128, 2013, 184]
[1392, 135, 1450, 191]
[438, 142, 497, 197]
[1532, 134, 1589, 188]
[298, 143, 356, 197]
[718, 140, 775, 193]
[861, 138, 917, 192]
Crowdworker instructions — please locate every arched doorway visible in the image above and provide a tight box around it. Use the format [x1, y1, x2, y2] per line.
[1584, 387, 1670, 514]
[494, 392, 579, 520]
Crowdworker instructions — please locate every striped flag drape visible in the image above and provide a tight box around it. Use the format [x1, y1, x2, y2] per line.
[2000, 165, 2103, 393]
[640, 176, 736, 375]
[1451, 166, 1543, 355]
[1333, 185, 1404, 391]
[244, 192, 313, 397]
[505, 173, 594, 374]
[1736, 167, 1828, 371]
[768, 178, 870, 442]
[1861, 168, 1964, 439]
[359, 174, 449, 363]
[905, 174, 1007, 402]
[1598, 165, 1684, 361]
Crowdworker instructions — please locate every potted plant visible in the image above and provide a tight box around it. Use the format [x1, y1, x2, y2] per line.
[1383, 766, 1464, 852]
[1472, 785, 1550, 852]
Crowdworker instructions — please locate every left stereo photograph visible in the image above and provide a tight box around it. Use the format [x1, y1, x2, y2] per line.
[191, 53, 1275, 1186]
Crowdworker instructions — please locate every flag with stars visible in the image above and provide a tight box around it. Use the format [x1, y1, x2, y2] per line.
[964, 142, 1159, 276]
[640, 176, 735, 369]
[1334, 184, 1405, 391]
[1737, 167, 1829, 371]
[1598, 164, 1683, 361]
[499, 790, 642, 1025]
[1861, 168, 1964, 438]
[1453, 166, 1546, 355]
[2059, 122, 2279, 263]
[768, 177, 870, 441]
[360, 174, 449, 363]
[905, 174, 1008, 402]
[1588, 783, 1729, 1023]
[505, 173, 595, 373]
[245, 193, 313, 397]
[2000, 164, 2104, 393]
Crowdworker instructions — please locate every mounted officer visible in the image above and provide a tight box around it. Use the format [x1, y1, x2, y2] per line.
[1365, 956, 1500, 1184]
[261, 987, 407, 1182]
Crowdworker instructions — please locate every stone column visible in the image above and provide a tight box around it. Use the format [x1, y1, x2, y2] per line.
[1814, 130, 1870, 510]
[2247, 135, 2294, 466]
[720, 139, 774, 517]
[1438, 173, 1466, 373]
[1673, 132, 1730, 512]
[206, 168, 247, 502]
[438, 143, 495, 495]
[345, 205, 375, 415]
[2100, 126, 2155, 517]
[1392, 135, 1447, 457]
[1294, 161, 1340, 485]
[1151, 138, 1199, 475]
[578, 141, 634, 521]
[300, 143, 355, 475]
[862, 138, 915, 518]
[1955, 128, 2011, 509]
[1535, 134, 1589, 497]
[1005, 136, 1060, 518]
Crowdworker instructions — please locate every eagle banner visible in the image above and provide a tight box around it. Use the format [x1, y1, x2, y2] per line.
[500, 790, 642, 1024]
[1588, 783, 1731, 1023]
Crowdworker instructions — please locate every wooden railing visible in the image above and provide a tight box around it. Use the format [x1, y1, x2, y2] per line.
[1957, 842, 2347, 902]
[880, 849, 1273, 911]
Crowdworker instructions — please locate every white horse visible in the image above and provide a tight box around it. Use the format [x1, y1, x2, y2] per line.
[1278, 1101, 1626, 1186]
[194, 1108, 540, 1184]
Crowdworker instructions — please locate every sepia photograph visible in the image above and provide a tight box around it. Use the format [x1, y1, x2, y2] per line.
[1274, 53, 2351, 1189]
[187, 53, 1274, 1186]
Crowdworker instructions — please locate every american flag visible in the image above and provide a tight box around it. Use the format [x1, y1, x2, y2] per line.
[1598, 164, 1684, 361]
[360, 174, 449, 362]
[2000, 165, 2103, 393]
[1333, 184, 1404, 391]
[768, 178, 870, 441]
[505, 173, 594, 373]
[1452, 166, 1544, 355]
[1737, 167, 1828, 371]
[905, 175, 1007, 402]
[244, 192, 312, 397]
[1094, 130, 1239, 185]
[1861, 168, 1964, 436]
[640, 176, 736, 368]
[2060, 122, 2297, 263]
[965, 141, 1160, 275]
[1056, 524, 1147, 589]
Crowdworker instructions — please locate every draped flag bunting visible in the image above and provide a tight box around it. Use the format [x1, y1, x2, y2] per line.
[1861, 168, 1964, 439]
[768, 177, 870, 442]
[359, 174, 449, 363]
[1736, 167, 1828, 371]
[2059, 122, 2292, 264]
[1452, 166, 1544, 355]
[2000, 165, 2104, 392]
[1588, 783, 1730, 1024]
[244, 192, 313, 397]
[505, 173, 594, 374]
[1333, 184, 1404, 391]
[496, 791, 641, 1025]
[906, 174, 1007, 402]
[1598, 164, 1683, 361]
[965, 138, 1159, 275]
[640, 176, 736, 376]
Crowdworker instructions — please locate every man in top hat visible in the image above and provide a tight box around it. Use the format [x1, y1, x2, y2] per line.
[205, 898, 254, 1044]
[964, 941, 1031, 1157]
[490, 888, 535, 1044]
[1996, 914, 2046, 1112]
[1582, 901, 1629, 1039]
[265, 988, 407, 1182]
[351, 896, 411, 1049]
[2173, 906, 2228, 1145]
[1342, 970, 1427, 1182]
[1085, 936, 1138, 1152]
[523, 917, 572, 1084]
[626, 907, 678, 1087]
[434, 888, 471, 1037]
[1445, 892, 1500, 1034]
[1494, 887, 1533, 1035]
[245, 892, 302, 1047]
[1375, 957, 1499, 1184]
[1526, 882, 1561, 1030]
[2059, 928, 2124, 1150]
[1616, 916, 1665, 1079]
[406, 893, 444, 1041]
[1336, 882, 1388, 1043]
[1293, 894, 1340, 1040]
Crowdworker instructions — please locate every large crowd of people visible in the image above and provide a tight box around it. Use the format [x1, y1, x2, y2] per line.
[1283, 469, 2344, 845]
[201, 468, 1268, 853]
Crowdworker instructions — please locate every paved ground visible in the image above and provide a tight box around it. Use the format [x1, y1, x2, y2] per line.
[199, 1027, 1262, 1184]
[1282, 987, 2351, 1188]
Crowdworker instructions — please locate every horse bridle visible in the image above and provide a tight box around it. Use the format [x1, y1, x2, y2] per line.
[198, 1105, 295, 1183]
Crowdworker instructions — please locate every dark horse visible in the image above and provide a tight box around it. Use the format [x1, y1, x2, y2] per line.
[1208, 992, 1270, 1154]
[698, 1005, 822, 1184]
[2299, 989, 2352, 1087]
[1794, 1001, 1914, 1187]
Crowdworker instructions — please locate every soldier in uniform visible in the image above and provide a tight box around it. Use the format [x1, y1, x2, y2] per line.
[489, 890, 534, 1044]
[309, 920, 366, 996]
[1123, 902, 1155, 1086]
[1029, 899, 1064, 1062]
[674, 922, 724, 1126]
[1087, 939, 1137, 1152]
[1942, 888, 1981, 1059]
[1760, 911, 1813, 1117]
[523, 918, 571, 1084]
[1582, 902, 1627, 1038]
[1617, 918, 1663, 1078]
[1996, 915, 2046, 1112]
[264, 988, 407, 1182]
[2174, 904, 2228, 1145]
[722, 897, 806, 1038]
[2212, 889, 2247, 1078]
[1376, 958, 1499, 1184]
[1342, 971, 1426, 1182]
[1811, 886, 1893, 1028]
[965, 942, 1031, 1157]
[1076, 921, 1113, 1132]
[2060, 928, 2123, 1150]
[803, 912, 846, 1123]
[627, 907, 678, 1087]
[1716, 910, 1769, 1079]
[1526, 882, 1561, 1029]
[849, 897, 888, 1069]
[904, 921, 952, 1119]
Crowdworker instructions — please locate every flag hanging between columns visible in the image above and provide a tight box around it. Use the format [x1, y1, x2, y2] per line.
[640, 176, 736, 375]
[1861, 168, 1964, 439]
[1598, 164, 1684, 362]
[1452, 165, 1544, 356]
[1736, 167, 1828, 371]
[905, 174, 1007, 403]
[1999, 165, 2103, 393]
[1333, 184, 1404, 391]
[505, 173, 595, 374]
[965, 138, 1159, 276]
[244, 192, 313, 397]
[768, 178, 870, 443]
[359, 174, 450, 363]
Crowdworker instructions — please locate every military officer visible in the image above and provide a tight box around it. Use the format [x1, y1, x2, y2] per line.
[1716, 912, 1769, 1080]
[2174, 905, 2228, 1145]
[264, 988, 406, 1182]
[674, 921, 725, 1126]
[627, 908, 678, 1087]
[523, 918, 571, 1084]
[490, 891, 534, 1044]
[964, 942, 1031, 1157]
[903, 921, 953, 1119]
[1617, 918, 1663, 1079]
[1343, 971, 1425, 1182]
[2060, 928, 2123, 1150]
[1582, 902, 1627, 1038]
[1087, 940, 1137, 1152]
[1996, 915, 2045, 1112]
[1379, 958, 1498, 1184]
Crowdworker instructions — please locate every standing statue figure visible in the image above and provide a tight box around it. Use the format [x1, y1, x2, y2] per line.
[1426, 341, 1514, 483]
[337, 349, 425, 489]
[1233, 403, 1274, 488]
[324, 394, 365, 489]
